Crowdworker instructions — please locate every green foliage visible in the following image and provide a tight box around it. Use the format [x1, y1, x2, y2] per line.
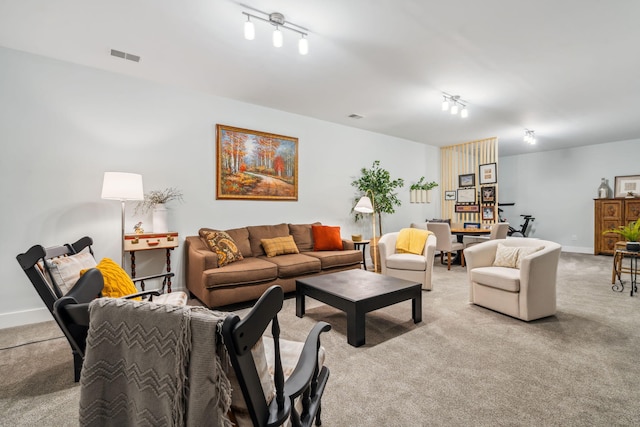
[351, 160, 404, 234]
[604, 220, 640, 242]
[410, 177, 438, 190]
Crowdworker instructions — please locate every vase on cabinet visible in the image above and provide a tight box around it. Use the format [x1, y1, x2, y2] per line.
[152, 204, 168, 233]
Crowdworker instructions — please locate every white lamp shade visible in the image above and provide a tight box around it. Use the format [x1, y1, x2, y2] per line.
[244, 20, 255, 40]
[298, 37, 309, 55]
[450, 103, 459, 115]
[273, 28, 283, 47]
[460, 106, 468, 118]
[354, 196, 374, 213]
[101, 172, 144, 200]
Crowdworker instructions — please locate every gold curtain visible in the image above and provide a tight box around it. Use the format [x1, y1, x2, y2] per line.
[440, 137, 499, 225]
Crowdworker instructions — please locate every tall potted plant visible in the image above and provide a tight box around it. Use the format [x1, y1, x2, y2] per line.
[351, 161, 404, 271]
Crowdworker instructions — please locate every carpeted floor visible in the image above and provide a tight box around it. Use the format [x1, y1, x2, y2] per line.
[2, 252, 640, 426]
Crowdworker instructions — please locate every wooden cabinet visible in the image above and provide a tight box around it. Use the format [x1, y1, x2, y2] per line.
[594, 199, 640, 255]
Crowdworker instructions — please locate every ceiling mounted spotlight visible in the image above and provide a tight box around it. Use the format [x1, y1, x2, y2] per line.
[441, 93, 468, 118]
[242, 9, 309, 55]
[524, 129, 536, 145]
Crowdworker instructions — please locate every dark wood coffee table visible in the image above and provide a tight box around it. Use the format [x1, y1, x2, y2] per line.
[296, 269, 422, 347]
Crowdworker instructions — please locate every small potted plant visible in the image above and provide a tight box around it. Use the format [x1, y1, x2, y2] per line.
[135, 187, 183, 233]
[604, 220, 640, 251]
[410, 177, 438, 203]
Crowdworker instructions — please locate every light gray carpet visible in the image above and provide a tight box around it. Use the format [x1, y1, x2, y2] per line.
[2, 252, 640, 426]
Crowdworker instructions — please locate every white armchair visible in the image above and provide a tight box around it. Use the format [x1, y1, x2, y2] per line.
[378, 231, 437, 290]
[464, 238, 562, 321]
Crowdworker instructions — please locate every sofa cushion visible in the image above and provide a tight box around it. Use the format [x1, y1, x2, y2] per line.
[203, 258, 278, 289]
[304, 250, 362, 269]
[386, 253, 427, 271]
[247, 224, 290, 257]
[493, 243, 544, 269]
[312, 225, 344, 251]
[258, 253, 321, 278]
[203, 230, 244, 267]
[261, 235, 300, 258]
[470, 266, 520, 292]
[288, 222, 321, 252]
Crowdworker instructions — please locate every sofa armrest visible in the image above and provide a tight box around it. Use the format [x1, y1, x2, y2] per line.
[463, 240, 498, 269]
[185, 236, 219, 292]
[342, 239, 355, 250]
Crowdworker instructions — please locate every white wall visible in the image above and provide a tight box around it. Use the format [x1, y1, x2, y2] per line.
[0, 47, 440, 328]
[499, 139, 640, 253]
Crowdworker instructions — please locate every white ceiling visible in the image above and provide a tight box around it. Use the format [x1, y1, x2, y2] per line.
[1, 0, 639, 157]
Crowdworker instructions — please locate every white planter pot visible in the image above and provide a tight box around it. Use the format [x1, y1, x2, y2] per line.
[152, 204, 169, 233]
[410, 189, 417, 203]
[426, 190, 432, 203]
[419, 190, 427, 203]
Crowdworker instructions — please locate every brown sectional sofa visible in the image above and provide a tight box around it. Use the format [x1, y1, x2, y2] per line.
[185, 222, 363, 308]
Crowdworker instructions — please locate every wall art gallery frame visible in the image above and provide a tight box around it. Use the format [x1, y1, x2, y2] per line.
[479, 163, 497, 185]
[481, 186, 496, 203]
[455, 204, 479, 213]
[614, 175, 640, 198]
[216, 124, 298, 201]
[444, 191, 456, 201]
[482, 206, 495, 221]
[457, 188, 476, 203]
[459, 173, 475, 187]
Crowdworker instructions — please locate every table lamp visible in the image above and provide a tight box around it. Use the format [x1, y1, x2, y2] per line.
[101, 172, 144, 266]
[354, 190, 377, 273]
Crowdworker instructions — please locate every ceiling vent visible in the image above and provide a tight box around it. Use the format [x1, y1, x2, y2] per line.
[348, 113, 364, 119]
[110, 49, 140, 63]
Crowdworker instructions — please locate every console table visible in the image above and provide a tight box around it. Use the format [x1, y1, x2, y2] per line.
[124, 232, 178, 292]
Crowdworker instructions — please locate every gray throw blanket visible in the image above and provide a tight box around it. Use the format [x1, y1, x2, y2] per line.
[79, 298, 232, 427]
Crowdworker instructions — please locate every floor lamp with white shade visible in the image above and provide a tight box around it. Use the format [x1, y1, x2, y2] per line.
[354, 190, 377, 273]
[101, 172, 144, 267]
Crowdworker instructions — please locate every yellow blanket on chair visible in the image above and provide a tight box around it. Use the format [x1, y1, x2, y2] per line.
[395, 228, 432, 255]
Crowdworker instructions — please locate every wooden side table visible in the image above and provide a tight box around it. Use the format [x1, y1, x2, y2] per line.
[613, 245, 639, 296]
[353, 240, 370, 270]
[124, 232, 178, 292]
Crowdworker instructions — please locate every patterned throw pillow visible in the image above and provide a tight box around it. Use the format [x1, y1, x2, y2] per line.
[204, 231, 244, 267]
[493, 244, 544, 269]
[81, 257, 139, 298]
[45, 251, 98, 295]
[261, 235, 299, 257]
[493, 243, 521, 268]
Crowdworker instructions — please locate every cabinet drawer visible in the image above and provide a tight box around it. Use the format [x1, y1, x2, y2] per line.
[124, 233, 178, 251]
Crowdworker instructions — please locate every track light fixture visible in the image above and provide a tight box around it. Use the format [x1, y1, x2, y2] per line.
[524, 129, 536, 145]
[242, 10, 309, 55]
[441, 93, 468, 118]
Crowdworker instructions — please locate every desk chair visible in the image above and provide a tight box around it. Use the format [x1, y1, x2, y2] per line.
[463, 222, 510, 247]
[427, 222, 465, 270]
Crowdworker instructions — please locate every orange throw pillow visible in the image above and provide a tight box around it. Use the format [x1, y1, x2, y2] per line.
[312, 225, 343, 251]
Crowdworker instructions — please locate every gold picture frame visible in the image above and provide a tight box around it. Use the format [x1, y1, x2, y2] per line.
[216, 124, 298, 200]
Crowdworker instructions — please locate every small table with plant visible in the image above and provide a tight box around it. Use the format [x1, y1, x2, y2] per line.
[604, 220, 640, 296]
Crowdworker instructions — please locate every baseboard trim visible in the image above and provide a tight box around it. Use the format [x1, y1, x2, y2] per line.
[561, 246, 592, 254]
[0, 307, 52, 330]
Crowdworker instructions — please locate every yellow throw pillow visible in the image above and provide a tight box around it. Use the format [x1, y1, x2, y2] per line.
[261, 235, 300, 257]
[82, 257, 139, 298]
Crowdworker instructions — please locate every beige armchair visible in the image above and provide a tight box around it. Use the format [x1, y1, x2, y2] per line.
[464, 238, 562, 321]
[378, 231, 437, 290]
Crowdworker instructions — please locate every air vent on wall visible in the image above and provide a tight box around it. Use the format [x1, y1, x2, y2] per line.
[110, 49, 141, 62]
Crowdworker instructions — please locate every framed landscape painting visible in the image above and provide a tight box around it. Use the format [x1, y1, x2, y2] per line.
[216, 124, 298, 200]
